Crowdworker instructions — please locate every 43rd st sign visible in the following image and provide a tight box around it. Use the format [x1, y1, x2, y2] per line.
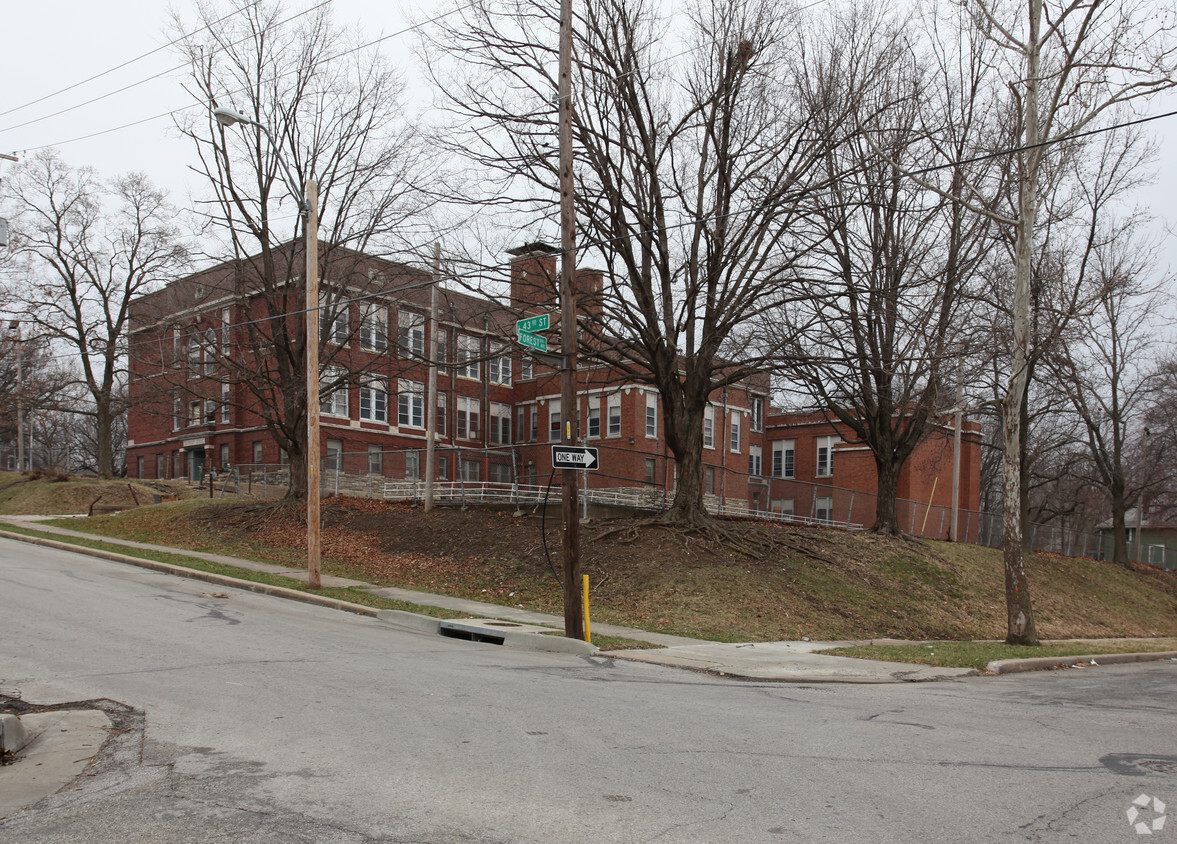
[551, 446, 599, 470]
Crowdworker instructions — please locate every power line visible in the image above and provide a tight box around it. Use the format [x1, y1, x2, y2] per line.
[0, 0, 333, 136]
[11, 0, 484, 153]
[0, 1, 264, 120]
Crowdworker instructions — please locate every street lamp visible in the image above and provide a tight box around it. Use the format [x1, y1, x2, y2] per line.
[213, 104, 322, 590]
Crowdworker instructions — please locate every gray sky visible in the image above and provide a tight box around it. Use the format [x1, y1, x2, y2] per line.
[3, 1, 1177, 277]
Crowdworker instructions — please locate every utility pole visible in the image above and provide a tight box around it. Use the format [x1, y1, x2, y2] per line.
[10, 322, 24, 472]
[558, 0, 584, 640]
[305, 178, 322, 589]
[425, 242, 441, 512]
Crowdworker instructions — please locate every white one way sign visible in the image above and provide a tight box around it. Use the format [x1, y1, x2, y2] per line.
[551, 446, 600, 470]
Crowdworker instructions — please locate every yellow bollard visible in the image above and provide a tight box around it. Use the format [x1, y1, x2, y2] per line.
[582, 574, 591, 643]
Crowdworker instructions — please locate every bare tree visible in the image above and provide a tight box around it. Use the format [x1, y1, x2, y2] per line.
[426, 0, 834, 526]
[3, 150, 188, 477]
[168, 0, 434, 500]
[957, 0, 1177, 644]
[778, 6, 999, 535]
[1048, 223, 1172, 564]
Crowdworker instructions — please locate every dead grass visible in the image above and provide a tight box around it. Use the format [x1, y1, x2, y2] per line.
[54, 495, 1177, 644]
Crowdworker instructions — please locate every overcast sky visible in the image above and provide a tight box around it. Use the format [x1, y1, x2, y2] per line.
[3, 0, 1177, 277]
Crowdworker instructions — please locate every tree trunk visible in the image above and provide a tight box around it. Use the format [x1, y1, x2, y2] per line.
[95, 402, 115, 479]
[662, 395, 710, 525]
[872, 454, 904, 536]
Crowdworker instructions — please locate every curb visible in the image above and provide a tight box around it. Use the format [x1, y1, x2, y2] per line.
[0, 528, 594, 657]
[987, 650, 1177, 674]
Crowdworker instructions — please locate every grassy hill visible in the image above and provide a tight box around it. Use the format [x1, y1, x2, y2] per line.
[0, 470, 197, 516]
[33, 493, 1177, 644]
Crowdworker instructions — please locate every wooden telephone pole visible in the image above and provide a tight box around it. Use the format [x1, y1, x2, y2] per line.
[558, 0, 584, 639]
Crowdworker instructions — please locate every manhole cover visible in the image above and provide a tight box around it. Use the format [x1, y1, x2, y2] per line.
[1139, 760, 1177, 775]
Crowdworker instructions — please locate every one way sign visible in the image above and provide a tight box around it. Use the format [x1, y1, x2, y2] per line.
[552, 446, 600, 470]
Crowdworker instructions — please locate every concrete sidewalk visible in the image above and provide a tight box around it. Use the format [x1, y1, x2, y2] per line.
[3, 516, 1172, 685]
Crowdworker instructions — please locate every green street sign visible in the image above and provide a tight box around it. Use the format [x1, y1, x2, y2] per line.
[517, 330, 549, 352]
[516, 313, 550, 334]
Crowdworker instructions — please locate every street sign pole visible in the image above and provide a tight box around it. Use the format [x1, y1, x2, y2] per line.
[557, 0, 584, 641]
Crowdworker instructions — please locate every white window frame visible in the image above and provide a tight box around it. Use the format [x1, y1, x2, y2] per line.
[521, 355, 534, 380]
[751, 397, 764, 432]
[320, 293, 348, 345]
[489, 401, 511, 445]
[772, 440, 795, 478]
[587, 401, 600, 439]
[549, 399, 562, 442]
[730, 416, 741, 453]
[749, 444, 762, 477]
[456, 395, 480, 440]
[321, 367, 349, 417]
[817, 436, 837, 477]
[703, 406, 714, 449]
[361, 304, 389, 352]
[221, 386, 231, 423]
[488, 343, 512, 386]
[398, 310, 424, 358]
[607, 394, 622, 437]
[645, 393, 657, 438]
[398, 379, 425, 428]
[815, 496, 834, 522]
[359, 378, 388, 423]
[457, 334, 480, 380]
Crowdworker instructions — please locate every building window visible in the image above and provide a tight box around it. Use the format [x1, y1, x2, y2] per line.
[456, 395, 480, 440]
[205, 399, 217, 424]
[751, 397, 764, 432]
[221, 307, 232, 355]
[188, 338, 201, 379]
[405, 449, 420, 479]
[221, 386, 231, 423]
[220, 444, 230, 468]
[730, 416, 741, 453]
[646, 393, 657, 438]
[437, 455, 448, 479]
[488, 463, 512, 484]
[361, 304, 389, 352]
[817, 436, 837, 477]
[815, 496, 833, 522]
[521, 355, 534, 380]
[397, 379, 425, 428]
[321, 367, 349, 417]
[530, 406, 538, 442]
[705, 466, 716, 495]
[772, 440, 795, 478]
[368, 444, 383, 476]
[435, 391, 447, 437]
[644, 458, 656, 487]
[773, 498, 794, 517]
[360, 379, 388, 423]
[203, 328, 217, 375]
[253, 441, 263, 464]
[459, 458, 481, 482]
[607, 394, 622, 437]
[549, 399, 562, 442]
[488, 344, 512, 386]
[136, 456, 144, 478]
[155, 454, 164, 478]
[398, 310, 424, 358]
[587, 401, 600, 438]
[489, 402, 512, 445]
[749, 445, 762, 477]
[435, 327, 449, 371]
[517, 405, 527, 444]
[320, 293, 348, 345]
[326, 439, 342, 472]
[189, 401, 202, 427]
[703, 406, 714, 449]
[173, 395, 182, 431]
[457, 334, 480, 380]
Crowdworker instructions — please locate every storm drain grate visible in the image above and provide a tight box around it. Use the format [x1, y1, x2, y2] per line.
[438, 620, 506, 645]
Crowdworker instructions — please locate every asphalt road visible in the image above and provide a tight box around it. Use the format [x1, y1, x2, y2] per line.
[1, 536, 1175, 843]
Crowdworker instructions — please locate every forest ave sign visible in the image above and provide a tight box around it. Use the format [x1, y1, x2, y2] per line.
[552, 446, 600, 470]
